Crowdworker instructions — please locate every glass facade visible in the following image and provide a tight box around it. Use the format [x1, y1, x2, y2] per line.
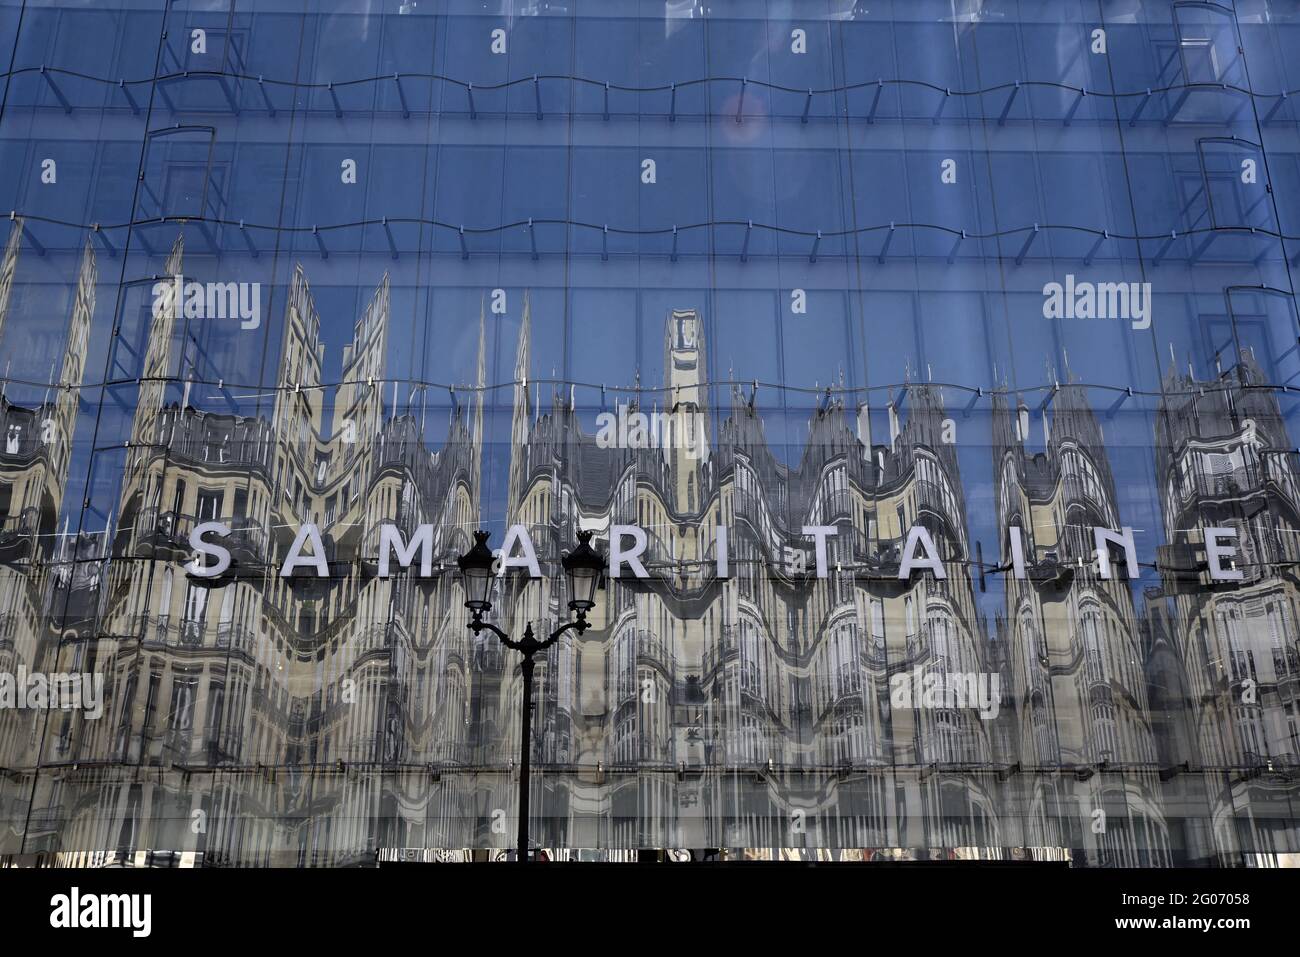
[0, 0, 1299, 867]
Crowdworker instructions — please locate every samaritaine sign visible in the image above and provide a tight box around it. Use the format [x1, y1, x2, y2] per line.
[184, 521, 1250, 584]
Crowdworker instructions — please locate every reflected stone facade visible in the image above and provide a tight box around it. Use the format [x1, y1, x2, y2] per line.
[993, 383, 1169, 865]
[1151, 353, 1300, 864]
[2, 235, 1297, 864]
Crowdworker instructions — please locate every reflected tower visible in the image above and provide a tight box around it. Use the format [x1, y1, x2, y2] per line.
[993, 382, 1170, 866]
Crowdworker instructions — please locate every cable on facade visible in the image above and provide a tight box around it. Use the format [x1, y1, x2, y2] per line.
[3, 64, 1298, 106]
[1, 371, 1297, 407]
[9, 210, 1300, 246]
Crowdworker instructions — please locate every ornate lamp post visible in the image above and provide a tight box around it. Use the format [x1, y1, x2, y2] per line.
[456, 528, 605, 862]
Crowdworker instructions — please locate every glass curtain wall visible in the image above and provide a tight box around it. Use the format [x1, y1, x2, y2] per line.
[0, 0, 1298, 866]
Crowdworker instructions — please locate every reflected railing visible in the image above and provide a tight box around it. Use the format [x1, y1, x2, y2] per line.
[703, 626, 740, 678]
[1180, 465, 1262, 503]
[131, 508, 193, 556]
[215, 622, 254, 654]
[157, 407, 273, 471]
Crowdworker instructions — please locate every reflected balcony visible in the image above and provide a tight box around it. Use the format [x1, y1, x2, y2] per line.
[703, 626, 740, 677]
[216, 622, 254, 654]
[821, 488, 854, 524]
[861, 536, 902, 578]
[132, 507, 194, 561]
[1178, 465, 1263, 508]
[178, 618, 204, 648]
[635, 628, 672, 670]
[0, 507, 38, 564]
[157, 407, 274, 472]
[227, 521, 267, 565]
[1025, 552, 1076, 594]
[162, 731, 195, 765]
[914, 479, 960, 534]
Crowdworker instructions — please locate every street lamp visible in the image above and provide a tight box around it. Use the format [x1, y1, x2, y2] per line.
[456, 528, 605, 862]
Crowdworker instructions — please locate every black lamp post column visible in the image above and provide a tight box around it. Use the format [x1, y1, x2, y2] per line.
[473, 619, 583, 862]
[516, 645, 536, 862]
[456, 530, 605, 863]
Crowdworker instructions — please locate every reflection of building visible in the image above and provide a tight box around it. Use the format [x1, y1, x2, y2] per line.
[3, 255, 1297, 866]
[493, 306, 998, 856]
[0, 218, 96, 782]
[52, 239, 484, 864]
[846, 381, 995, 853]
[992, 382, 1170, 866]
[1153, 353, 1300, 865]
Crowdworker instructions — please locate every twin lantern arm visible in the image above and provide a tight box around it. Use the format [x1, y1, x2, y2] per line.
[455, 529, 606, 653]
